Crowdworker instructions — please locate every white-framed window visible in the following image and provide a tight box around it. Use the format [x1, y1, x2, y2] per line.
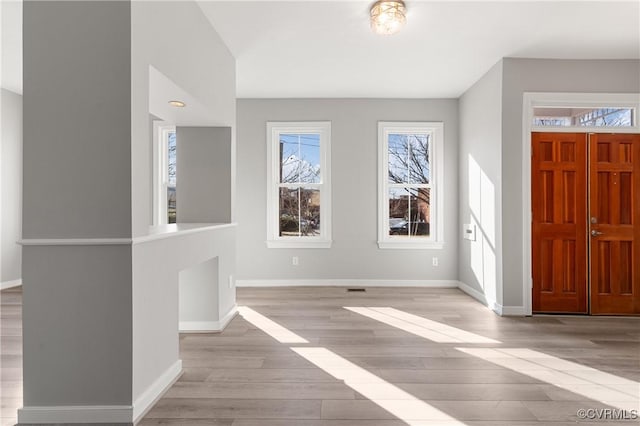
[378, 122, 444, 249]
[266, 122, 332, 248]
[153, 123, 177, 225]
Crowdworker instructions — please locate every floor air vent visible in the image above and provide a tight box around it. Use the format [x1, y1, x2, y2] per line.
[347, 288, 366, 292]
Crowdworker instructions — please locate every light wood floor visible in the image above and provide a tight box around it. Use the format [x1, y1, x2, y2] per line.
[3, 286, 640, 426]
[1, 287, 22, 426]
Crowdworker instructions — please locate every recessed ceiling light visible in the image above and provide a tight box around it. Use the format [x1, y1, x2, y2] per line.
[168, 100, 186, 108]
[370, 0, 407, 35]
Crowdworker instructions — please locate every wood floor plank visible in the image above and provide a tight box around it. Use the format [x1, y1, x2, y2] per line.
[145, 398, 322, 419]
[320, 399, 538, 421]
[164, 381, 356, 400]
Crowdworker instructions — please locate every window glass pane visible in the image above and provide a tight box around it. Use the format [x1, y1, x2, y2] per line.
[167, 131, 176, 224]
[408, 134, 430, 184]
[388, 134, 409, 183]
[279, 187, 321, 237]
[533, 107, 633, 127]
[279, 133, 321, 184]
[388, 134, 431, 184]
[388, 187, 431, 237]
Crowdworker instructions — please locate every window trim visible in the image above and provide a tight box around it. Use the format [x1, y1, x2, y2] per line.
[153, 123, 175, 226]
[377, 121, 444, 249]
[266, 121, 332, 249]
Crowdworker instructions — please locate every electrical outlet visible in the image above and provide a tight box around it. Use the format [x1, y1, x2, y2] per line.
[228, 275, 234, 289]
[432, 257, 439, 266]
[292, 256, 299, 266]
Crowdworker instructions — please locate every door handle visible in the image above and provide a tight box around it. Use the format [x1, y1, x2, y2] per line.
[591, 229, 604, 237]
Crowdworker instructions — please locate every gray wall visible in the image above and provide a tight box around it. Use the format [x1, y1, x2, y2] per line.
[176, 126, 232, 223]
[22, 245, 133, 406]
[236, 99, 458, 282]
[21, 0, 133, 411]
[1, 89, 22, 286]
[457, 61, 503, 307]
[500, 58, 640, 307]
[23, 1, 132, 240]
[20, 0, 238, 420]
[131, 0, 236, 237]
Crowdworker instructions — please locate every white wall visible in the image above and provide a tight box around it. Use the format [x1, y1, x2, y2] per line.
[236, 99, 459, 284]
[1, 0, 22, 95]
[132, 225, 236, 408]
[131, 0, 236, 237]
[1, 89, 22, 287]
[457, 61, 503, 310]
[130, 0, 237, 408]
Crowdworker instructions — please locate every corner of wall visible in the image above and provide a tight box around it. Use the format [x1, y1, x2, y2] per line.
[457, 60, 505, 310]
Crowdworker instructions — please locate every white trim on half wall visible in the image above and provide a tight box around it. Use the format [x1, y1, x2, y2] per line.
[1, 279, 21, 290]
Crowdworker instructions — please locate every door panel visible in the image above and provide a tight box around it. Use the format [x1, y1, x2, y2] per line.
[532, 133, 588, 313]
[589, 134, 640, 314]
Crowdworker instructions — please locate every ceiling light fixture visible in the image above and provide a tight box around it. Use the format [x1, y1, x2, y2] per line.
[370, 0, 407, 35]
[168, 100, 186, 108]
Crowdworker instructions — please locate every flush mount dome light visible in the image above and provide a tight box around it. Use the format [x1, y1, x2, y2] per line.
[370, 0, 407, 35]
[168, 100, 186, 108]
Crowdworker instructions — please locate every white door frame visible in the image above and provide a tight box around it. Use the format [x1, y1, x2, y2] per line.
[521, 92, 640, 315]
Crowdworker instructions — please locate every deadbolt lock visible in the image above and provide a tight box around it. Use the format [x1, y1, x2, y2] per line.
[590, 217, 598, 224]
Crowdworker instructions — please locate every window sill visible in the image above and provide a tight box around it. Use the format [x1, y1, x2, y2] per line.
[377, 240, 444, 250]
[266, 239, 332, 249]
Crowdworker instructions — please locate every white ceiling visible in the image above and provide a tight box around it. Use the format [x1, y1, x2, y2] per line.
[198, 0, 640, 98]
[1, 0, 23, 95]
[2, 1, 639, 98]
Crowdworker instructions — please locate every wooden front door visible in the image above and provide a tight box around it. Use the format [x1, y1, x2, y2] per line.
[532, 132, 640, 315]
[589, 134, 640, 314]
[532, 132, 588, 313]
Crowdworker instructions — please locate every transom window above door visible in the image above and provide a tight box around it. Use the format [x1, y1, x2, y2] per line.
[533, 107, 634, 128]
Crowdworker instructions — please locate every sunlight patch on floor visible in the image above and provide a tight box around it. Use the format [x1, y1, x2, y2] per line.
[238, 306, 309, 344]
[457, 347, 640, 411]
[345, 307, 500, 344]
[293, 347, 467, 425]
[239, 306, 468, 424]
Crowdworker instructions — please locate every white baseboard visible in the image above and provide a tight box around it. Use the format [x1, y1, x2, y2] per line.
[179, 305, 238, 333]
[499, 305, 527, 316]
[1, 279, 21, 290]
[18, 360, 182, 424]
[236, 279, 460, 288]
[457, 281, 526, 316]
[18, 404, 133, 424]
[132, 359, 182, 423]
[218, 305, 239, 330]
[456, 281, 490, 305]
